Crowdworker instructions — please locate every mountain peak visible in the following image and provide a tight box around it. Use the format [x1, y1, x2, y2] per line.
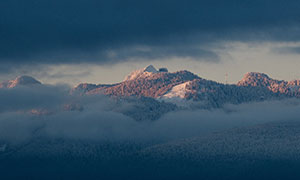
[0, 75, 41, 88]
[244, 72, 270, 79]
[14, 75, 41, 84]
[236, 72, 291, 93]
[237, 72, 273, 86]
[123, 65, 159, 81]
[144, 65, 158, 73]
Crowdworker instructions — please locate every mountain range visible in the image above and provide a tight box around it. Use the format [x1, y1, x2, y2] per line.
[72, 65, 300, 107]
[2, 66, 300, 180]
[1, 65, 300, 120]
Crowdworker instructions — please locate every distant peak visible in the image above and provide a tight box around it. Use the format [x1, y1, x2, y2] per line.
[239, 72, 272, 83]
[0, 75, 41, 88]
[243, 72, 270, 79]
[14, 75, 41, 84]
[237, 72, 278, 87]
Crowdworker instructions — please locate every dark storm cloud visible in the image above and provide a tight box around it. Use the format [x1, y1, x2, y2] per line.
[104, 45, 220, 62]
[1, 0, 300, 69]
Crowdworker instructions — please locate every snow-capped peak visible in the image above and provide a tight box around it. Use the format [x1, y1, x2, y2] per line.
[124, 65, 158, 81]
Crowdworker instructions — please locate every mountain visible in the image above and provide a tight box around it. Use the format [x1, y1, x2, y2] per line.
[0, 75, 41, 88]
[73, 65, 298, 108]
[138, 121, 300, 179]
[2, 121, 300, 179]
[0, 73, 177, 121]
[73, 65, 200, 98]
[237, 72, 300, 96]
[2, 66, 300, 119]
[3, 68, 300, 180]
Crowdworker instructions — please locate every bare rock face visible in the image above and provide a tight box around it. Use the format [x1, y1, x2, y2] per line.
[0, 76, 41, 88]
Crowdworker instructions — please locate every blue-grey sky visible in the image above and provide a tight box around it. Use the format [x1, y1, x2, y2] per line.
[2, 0, 300, 85]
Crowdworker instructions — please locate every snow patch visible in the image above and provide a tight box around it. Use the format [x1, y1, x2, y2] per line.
[162, 81, 191, 99]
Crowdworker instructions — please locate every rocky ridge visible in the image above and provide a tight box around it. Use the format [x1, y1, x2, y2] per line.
[73, 65, 298, 108]
[2, 66, 300, 119]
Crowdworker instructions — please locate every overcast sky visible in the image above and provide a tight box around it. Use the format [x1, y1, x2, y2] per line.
[2, 0, 300, 85]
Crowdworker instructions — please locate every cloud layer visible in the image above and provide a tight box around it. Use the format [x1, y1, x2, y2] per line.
[2, 0, 300, 71]
[1, 84, 300, 144]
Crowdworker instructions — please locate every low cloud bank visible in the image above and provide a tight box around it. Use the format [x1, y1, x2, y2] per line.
[1, 85, 300, 143]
